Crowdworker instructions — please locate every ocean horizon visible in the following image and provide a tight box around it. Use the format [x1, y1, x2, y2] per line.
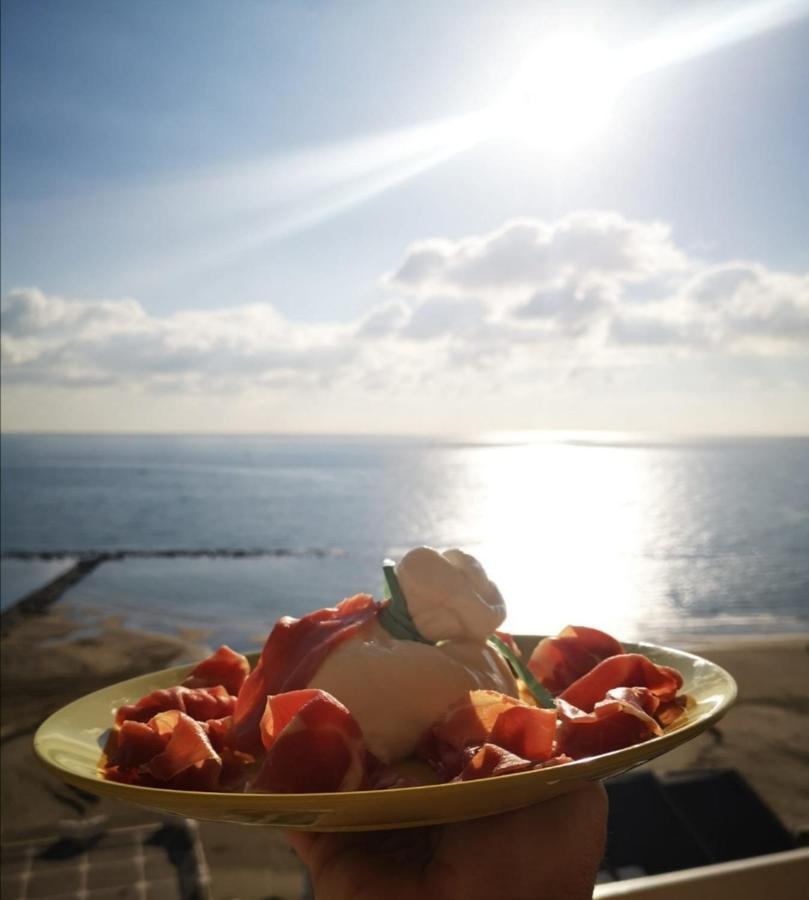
[2, 432, 808, 650]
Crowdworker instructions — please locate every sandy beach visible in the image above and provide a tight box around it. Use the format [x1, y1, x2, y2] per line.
[2, 605, 808, 899]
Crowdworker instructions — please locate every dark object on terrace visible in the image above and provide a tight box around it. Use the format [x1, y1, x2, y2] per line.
[598, 768, 797, 882]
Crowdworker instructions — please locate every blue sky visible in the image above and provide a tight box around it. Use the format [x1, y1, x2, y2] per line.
[2, 1, 809, 433]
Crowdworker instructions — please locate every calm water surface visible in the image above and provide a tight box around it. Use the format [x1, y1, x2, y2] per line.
[2, 434, 807, 645]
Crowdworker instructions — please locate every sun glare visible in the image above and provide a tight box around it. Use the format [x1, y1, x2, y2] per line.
[489, 34, 627, 152]
[129, 0, 808, 275]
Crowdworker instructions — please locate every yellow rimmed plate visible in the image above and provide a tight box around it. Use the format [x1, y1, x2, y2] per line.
[34, 637, 736, 831]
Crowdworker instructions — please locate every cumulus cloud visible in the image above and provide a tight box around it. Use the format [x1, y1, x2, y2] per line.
[687, 264, 809, 344]
[1, 288, 148, 339]
[401, 296, 490, 340]
[2, 212, 808, 397]
[354, 299, 409, 338]
[0, 287, 354, 390]
[513, 276, 617, 341]
[384, 212, 808, 357]
[387, 211, 689, 297]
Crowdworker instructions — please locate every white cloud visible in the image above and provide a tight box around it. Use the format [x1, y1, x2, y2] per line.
[687, 263, 809, 345]
[2, 213, 808, 407]
[354, 299, 409, 338]
[1, 287, 148, 339]
[0, 288, 353, 390]
[385, 213, 809, 357]
[387, 211, 689, 298]
[401, 296, 490, 341]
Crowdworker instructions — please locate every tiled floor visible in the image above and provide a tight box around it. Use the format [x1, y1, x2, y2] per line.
[1, 822, 210, 900]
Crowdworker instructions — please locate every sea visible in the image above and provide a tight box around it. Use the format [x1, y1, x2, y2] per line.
[1, 433, 808, 650]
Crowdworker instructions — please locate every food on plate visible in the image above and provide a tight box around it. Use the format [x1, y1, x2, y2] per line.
[527, 625, 624, 694]
[306, 548, 517, 763]
[102, 547, 687, 793]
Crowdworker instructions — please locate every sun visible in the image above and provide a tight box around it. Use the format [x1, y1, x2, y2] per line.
[489, 34, 628, 152]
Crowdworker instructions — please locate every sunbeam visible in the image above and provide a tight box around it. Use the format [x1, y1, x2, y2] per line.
[87, 0, 809, 291]
[195, 116, 488, 270]
[123, 110, 488, 290]
[624, 0, 809, 79]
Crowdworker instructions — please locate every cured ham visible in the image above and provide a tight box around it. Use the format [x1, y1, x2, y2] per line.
[203, 715, 233, 753]
[454, 744, 574, 781]
[421, 689, 557, 780]
[182, 645, 250, 695]
[431, 690, 527, 752]
[528, 626, 624, 695]
[489, 704, 558, 761]
[559, 653, 683, 713]
[146, 712, 223, 791]
[114, 684, 236, 726]
[556, 687, 663, 759]
[105, 709, 225, 790]
[201, 715, 255, 789]
[456, 743, 538, 780]
[230, 593, 379, 753]
[106, 720, 169, 770]
[656, 695, 688, 727]
[250, 689, 367, 793]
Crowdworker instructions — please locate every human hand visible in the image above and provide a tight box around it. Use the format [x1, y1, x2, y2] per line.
[286, 781, 608, 900]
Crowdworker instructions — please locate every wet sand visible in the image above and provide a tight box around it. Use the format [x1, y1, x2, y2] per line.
[2, 607, 807, 899]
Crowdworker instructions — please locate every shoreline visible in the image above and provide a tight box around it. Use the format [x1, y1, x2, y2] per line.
[672, 633, 809, 651]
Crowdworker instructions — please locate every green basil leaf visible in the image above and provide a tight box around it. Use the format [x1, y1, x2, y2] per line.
[488, 633, 556, 709]
[378, 562, 434, 644]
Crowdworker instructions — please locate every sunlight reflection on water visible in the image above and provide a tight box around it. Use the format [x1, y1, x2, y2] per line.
[415, 437, 807, 642]
[437, 442, 661, 639]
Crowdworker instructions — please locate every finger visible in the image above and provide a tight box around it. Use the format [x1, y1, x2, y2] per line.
[284, 828, 317, 863]
[283, 829, 357, 876]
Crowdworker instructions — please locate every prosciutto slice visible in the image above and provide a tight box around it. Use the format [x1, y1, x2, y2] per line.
[454, 744, 574, 781]
[182, 645, 250, 695]
[146, 712, 223, 790]
[104, 709, 224, 790]
[203, 715, 233, 753]
[488, 704, 558, 761]
[421, 689, 557, 780]
[106, 720, 169, 770]
[250, 689, 367, 793]
[115, 684, 236, 726]
[556, 687, 663, 759]
[431, 690, 525, 750]
[528, 626, 624, 695]
[456, 743, 538, 781]
[202, 715, 255, 789]
[230, 593, 380, 753]
[559, 653, 683, 713]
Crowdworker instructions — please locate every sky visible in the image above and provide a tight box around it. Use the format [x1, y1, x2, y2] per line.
[2, 0, 809, 434]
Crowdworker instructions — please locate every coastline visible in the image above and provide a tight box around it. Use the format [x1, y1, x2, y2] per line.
[2, 606, 807, 898]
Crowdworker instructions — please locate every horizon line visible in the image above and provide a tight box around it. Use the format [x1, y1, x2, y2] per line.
[2, 429, 808, 441]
